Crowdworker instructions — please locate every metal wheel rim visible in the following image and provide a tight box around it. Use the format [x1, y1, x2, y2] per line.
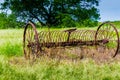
[23, 21, 39, 59]
[95, 21, 119, 58]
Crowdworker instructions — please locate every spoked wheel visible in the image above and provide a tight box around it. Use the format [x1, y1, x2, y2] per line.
[95, 21, 119, 58]
[23, 21, 40, 59]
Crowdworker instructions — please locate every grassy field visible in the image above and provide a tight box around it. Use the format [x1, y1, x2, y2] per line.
[1, 55, 120, 80]
[0, 29, 23, 57]
[0, 26, 120, 80]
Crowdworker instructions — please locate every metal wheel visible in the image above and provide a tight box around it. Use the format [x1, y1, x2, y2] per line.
[23, 21, 39, 59]
[95, 21, 119, 58]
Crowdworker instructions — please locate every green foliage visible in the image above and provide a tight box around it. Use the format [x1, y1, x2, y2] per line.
[0, 12, 24, 29]
[60, 14, 76, 27]
[80, 19, 98, 27]
[0, 13, 7, 28]
[1, 0, 100, 27]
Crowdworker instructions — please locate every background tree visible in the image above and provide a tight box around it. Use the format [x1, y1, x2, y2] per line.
[1, 0, 100, 27]
[0, 12, 23, 29]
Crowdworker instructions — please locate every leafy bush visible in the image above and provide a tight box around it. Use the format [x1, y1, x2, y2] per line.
[0, 13, 24, 29]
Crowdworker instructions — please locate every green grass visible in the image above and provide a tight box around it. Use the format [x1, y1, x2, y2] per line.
[111, 21, 120, 28]
[0, 29, 23, 57]
[0, 56, 120, 80]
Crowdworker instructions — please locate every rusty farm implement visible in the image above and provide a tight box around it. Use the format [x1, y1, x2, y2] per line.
[23, 21, 119, 60]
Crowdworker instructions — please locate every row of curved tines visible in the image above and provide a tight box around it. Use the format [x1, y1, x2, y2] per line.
[37, 30, 100, 46]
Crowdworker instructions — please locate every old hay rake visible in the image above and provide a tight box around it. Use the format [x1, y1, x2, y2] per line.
[23, 21, 120, 60]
